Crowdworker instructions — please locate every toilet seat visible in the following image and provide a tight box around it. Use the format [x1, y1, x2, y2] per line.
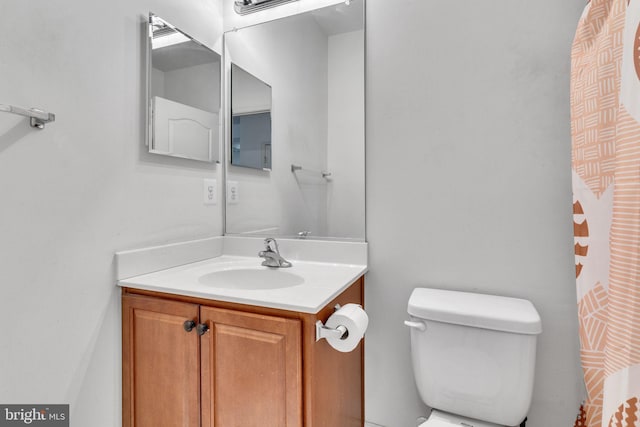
[419, 410, 504, 427]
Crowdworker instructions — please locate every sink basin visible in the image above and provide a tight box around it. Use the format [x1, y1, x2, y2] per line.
[198, 268, 305, 290]
[119, 253, 368, 312]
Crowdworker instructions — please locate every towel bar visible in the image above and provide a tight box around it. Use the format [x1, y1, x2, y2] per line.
[0, 103, 56, 129]
[290, 164, 331, 179]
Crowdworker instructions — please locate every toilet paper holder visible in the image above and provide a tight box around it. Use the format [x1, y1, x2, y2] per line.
[315, 304, 349, 342]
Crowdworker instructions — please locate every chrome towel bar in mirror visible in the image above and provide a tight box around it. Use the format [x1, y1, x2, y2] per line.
[290, 164, 332, 179]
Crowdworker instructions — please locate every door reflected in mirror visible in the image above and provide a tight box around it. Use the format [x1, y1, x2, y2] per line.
[147, 13, 221, 162]
[224, 1, 365, 241]
[231, 64, 273, 170]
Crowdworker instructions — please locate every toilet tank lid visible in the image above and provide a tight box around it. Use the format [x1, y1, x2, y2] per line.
[407, 288, 542, 335]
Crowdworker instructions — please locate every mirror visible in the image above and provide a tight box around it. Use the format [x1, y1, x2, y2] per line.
[224, 1, 365, 240]
[147, 13, 222, 162]
[231, 64, 273, 170]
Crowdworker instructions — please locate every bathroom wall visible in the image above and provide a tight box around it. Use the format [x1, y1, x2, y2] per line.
[365, 1, 586, 426]
[164, 62, 221, 112]
[0, 1, 223, 426]
[231, 67, 272, 114]
[1, 1, 589, 426]
[327, 29, 366, 239]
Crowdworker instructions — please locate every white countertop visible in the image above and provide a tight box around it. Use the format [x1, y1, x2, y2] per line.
[118, 255, 367, 313]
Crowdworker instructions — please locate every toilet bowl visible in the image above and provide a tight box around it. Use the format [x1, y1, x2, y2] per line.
[406, 288, 542, 427]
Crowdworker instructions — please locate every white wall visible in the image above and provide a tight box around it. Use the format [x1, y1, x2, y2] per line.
[327, 29, 365, 239]
[165, 61, 221, 112]
[365, 1, 586, 426]
[0, 1, 223, 426]
[231, 66, 272, 114]
[225, 14, 330, 237]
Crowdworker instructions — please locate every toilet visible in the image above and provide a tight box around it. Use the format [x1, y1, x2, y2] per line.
[405, 288, 542, 427]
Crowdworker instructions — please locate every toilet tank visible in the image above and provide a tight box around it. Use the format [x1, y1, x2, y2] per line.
[406, 288, 542, 426]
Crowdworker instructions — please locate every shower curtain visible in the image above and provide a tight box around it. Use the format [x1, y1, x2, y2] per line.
[571, 0, 640, 425]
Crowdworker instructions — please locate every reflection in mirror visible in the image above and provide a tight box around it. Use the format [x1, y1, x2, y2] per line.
[147, 13, 221, 162]
[231, 64, 273, 170]
[225, 1, 365, 241]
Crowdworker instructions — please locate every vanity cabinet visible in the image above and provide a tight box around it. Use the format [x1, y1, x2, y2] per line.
[122, 296, 200, 427]
[122, 276, 364, 427]
[199, 306, 302, 426]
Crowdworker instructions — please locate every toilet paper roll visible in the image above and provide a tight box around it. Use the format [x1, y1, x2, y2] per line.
[324, 303, 369, 353]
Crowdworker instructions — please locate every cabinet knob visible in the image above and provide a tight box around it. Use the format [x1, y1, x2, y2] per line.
[183, 320, 196, 332]
[196, 323, 209, 336]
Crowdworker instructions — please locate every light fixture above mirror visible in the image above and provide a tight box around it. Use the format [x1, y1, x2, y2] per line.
[234, 0, 300, 16]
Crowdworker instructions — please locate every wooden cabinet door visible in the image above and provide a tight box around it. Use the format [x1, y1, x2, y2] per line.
[200, 306, 302, 427]
[122, 294, 200, 427]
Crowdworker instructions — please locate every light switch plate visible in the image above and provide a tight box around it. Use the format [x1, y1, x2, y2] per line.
[227, 181, 239, 204]
[203, 179, 217, 205]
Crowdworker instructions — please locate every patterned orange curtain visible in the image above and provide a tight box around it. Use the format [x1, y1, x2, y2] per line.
[571, 0, 640, 425]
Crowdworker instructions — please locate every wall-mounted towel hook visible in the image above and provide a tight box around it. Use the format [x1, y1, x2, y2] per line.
[0, 104, 56, 129]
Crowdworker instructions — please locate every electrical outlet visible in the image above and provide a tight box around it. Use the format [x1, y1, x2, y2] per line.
[203, 179, 217, 205]
[227, 181, 239, 204]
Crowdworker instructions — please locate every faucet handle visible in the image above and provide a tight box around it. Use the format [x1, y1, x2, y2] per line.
[264, 237, 279, 252]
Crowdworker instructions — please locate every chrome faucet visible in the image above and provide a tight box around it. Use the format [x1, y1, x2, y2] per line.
[258, 238, 292, 268]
